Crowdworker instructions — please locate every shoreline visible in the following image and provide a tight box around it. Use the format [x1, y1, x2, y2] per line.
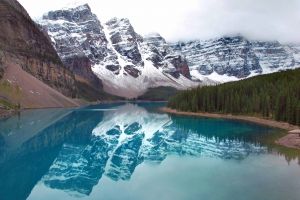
[161, 107, 300, 150]
[0, 100, 166, 119]
[0, 109, 18, 119]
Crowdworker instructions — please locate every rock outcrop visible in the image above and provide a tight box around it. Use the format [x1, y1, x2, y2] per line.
[105, 18, 144, 66]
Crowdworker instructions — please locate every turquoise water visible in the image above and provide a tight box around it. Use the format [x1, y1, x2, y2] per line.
[0, 103, 300, 200]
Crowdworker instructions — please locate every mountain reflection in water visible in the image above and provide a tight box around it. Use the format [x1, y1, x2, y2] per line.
[0, 103, 299, 200]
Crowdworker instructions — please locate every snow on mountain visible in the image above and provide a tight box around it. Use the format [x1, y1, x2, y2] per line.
[251, 41, 295, 73]
[37, 4, 300, 98]
[39, 4, 107, 63]
[170, 36, 300, 82]
[38, 5, 198, 98]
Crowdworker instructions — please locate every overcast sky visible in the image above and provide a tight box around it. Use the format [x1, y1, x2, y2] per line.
[18, 0, 300, 43]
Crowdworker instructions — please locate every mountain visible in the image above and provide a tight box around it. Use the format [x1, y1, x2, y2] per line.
[0, 0, 80, 108]
[170, 36, 300, 82]
[38, 4, 300, 99]
[37, 4, 198, 98]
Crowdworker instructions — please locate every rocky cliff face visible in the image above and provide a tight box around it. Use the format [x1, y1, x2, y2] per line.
[170, 36, 300, 82]
[141, 33, 191, 79]
[38, 5, 196, 98]
[251, 41, 297, 71]
[0, 0, 76, 98]
[105, 18, 144, 66]
[39, 4, 109, 100]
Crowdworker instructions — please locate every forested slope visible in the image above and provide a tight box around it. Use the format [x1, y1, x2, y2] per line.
[168, 69, 300, 126]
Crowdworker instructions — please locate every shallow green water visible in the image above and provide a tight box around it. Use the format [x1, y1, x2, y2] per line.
[0, 103, 299, 200]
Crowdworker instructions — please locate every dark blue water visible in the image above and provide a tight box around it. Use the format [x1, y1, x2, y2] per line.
[0, 103, 300, 200]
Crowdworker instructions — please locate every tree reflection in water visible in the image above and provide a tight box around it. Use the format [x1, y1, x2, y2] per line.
[0, 103, 299, 200]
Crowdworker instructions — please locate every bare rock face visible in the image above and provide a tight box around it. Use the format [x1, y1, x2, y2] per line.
[105, 18, 144, 66]
[251, 41, 296, 70]
[141, 33, 190, 78]
[124, 65, 141, 78]
[105, 65, 120, 74]
[63, 56, 102, 89]
[165, 55, 191, 79]
[0, 0, 76, 98]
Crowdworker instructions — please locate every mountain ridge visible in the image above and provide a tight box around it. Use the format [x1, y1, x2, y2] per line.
[171, 36, 300, 82]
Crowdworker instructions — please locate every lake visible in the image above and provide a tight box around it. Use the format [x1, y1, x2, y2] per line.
[0, 102, 300, 200]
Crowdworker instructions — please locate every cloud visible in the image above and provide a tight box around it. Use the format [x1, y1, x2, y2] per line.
[18, 0, 300, 43]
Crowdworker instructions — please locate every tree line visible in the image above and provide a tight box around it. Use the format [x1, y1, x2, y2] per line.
[168, 69, 300, 126]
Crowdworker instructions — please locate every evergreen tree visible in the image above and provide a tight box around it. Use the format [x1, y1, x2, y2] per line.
[168, 69, 300, 126]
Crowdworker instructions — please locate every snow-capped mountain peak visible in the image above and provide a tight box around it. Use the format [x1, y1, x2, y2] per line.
[170, 36, 300, 83]
[38, 5, 198, 98]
